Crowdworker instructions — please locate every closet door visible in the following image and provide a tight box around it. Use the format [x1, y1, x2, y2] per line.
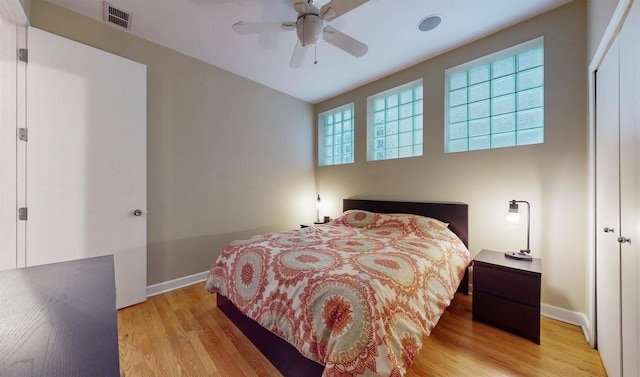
[595, 2, 640, 375]
[595, 35, 621, 377]
[618, 2, 639, 375]
[25, 28, 147, 309]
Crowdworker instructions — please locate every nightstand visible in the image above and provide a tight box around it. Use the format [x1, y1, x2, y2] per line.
[472, 249, 542, 344]
[300, 221, 328, 228]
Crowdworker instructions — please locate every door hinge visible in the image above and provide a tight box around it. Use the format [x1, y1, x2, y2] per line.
[18, 128, 28, 141]
[18, 207, 28, 221]
[18, 48, 28, 63]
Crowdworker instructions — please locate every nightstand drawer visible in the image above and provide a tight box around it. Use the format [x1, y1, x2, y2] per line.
[474, 264, 540, 307]
[473, 291, 540, 343]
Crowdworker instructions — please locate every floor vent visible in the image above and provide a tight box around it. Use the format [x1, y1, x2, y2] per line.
[103, 2, 132, 30]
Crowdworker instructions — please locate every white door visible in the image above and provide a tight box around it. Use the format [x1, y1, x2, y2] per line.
[25, 27, 147, 309]
[618, 1, 639, 375]
[595, 35, 621, 377]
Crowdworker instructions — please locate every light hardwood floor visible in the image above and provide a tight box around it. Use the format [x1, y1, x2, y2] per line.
[118, 284, 606, 377]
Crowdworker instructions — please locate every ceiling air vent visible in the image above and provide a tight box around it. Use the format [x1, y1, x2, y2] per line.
[103, 2, 132, 30]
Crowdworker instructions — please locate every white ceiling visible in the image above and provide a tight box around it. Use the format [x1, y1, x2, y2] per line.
[46, 0, 571, 104]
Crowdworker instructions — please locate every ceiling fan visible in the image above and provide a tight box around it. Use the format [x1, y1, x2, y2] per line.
[232, 0, 369, 68]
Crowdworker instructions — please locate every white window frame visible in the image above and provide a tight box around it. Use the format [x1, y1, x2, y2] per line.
[367, 79, 423, 161]
[444, 37, 544, 153]
[318, 103, 355, 166]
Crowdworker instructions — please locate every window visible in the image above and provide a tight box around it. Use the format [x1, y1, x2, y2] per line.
[445, 38, 544, 153]
[367, 80, 423, 161]
[318, 104, 354, 166]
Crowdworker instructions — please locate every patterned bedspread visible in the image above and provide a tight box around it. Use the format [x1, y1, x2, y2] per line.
[205, 210, 471, 377]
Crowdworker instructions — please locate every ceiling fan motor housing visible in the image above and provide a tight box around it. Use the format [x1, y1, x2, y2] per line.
[296, 14, 323, 46]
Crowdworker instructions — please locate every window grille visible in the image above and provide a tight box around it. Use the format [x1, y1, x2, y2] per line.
[367, 80, 423, 161]
[445, 38, 544, 153]
[318, 104, 354, 166]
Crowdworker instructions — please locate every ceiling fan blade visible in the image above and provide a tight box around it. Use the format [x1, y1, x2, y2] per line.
[290, 41, 309, 68]
[232, 21, 295, 34]
[320, 0, 368, 22]
[322, 26, 368, 58]
[290, 0, 311, 14]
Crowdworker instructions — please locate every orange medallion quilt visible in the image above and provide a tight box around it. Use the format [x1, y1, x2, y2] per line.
[206, 210, 471, 377]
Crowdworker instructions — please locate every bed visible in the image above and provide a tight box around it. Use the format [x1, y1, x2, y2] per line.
[206, 199, 470, 377]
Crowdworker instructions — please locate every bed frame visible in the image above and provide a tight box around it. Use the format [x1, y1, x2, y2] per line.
[216, 199, 469, 377]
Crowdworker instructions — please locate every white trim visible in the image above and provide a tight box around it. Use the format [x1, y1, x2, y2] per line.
[443, 37, 544, 154]
[155, 276, 592, 342]
[0, 0, 29, 26]
[366, 79, 424, 161]
[0, 20, 18, 271]
[586, 63, 597, 348]
[445, 37, 544, 76]
[367, 78, 423, 102]
[587, 0, 634, 349]
[15, 24, 26, 268]
[542, 303, 591, 344]
[588, 0, 633, 72]
[146, 270, 209, 297]
[318, 102, 355, 166]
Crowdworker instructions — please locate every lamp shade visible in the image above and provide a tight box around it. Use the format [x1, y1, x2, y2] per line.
[507, 200, 520, 222]
[504, 199, 532, 261]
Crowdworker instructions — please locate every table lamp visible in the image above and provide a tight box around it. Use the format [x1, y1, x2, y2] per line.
[505, 199, 532, 261]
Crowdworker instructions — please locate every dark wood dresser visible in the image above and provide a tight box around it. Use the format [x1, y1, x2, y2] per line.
[472, 249, 542, 344]
[0, 255, 120, 376]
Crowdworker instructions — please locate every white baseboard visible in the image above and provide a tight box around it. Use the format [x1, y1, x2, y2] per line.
[541, 303, 592, 344]
[153, 276, 593, 344]
[146, 270, 210, 298]
[469, 284, 592, 344]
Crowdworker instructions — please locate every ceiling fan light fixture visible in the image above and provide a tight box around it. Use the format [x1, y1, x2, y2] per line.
[418, 15, 442, 32]
[297, 14, 323, 46]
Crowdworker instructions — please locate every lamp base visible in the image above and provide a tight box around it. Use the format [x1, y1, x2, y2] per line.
[504, 251, 533, 261]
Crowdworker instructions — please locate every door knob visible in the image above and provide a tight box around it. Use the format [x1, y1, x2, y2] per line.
[603, 227, 615, 233]
[133, 209, 143, 216]
[617, 236, 631, 244]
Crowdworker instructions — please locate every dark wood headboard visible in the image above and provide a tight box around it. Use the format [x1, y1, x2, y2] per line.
[343, 199, 469, 248]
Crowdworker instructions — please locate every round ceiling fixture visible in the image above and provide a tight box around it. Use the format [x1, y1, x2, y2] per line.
[418, 15, 442, 32]
[297, 14, 324, 46]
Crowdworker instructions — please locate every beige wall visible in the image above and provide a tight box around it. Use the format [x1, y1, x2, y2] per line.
[30, 0, 315, 285]
[587, 0, 619, 61]
[28, 0, 594, 312]
[315, 1, 588, 313]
